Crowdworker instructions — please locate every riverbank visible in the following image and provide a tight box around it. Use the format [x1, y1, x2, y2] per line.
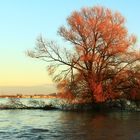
[51, 99, 140, 112]
[0, 98, 140, 112]
[0, 104, 57, 110]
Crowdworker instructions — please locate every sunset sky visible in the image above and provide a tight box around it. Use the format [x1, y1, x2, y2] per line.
[0, 0, 140, 86]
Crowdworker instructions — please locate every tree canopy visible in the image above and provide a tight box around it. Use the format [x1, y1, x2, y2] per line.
[28, 6, 140, 103]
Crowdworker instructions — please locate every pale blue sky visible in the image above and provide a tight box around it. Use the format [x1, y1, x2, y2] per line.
[0, 0, 140, 86]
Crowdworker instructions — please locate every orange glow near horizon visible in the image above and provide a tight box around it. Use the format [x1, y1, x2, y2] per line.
[0, 58, 53, 86]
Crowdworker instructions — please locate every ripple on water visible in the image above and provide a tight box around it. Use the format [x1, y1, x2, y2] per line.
[0, 110, 140, 140]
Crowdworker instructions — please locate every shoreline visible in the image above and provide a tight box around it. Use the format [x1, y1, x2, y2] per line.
[0, 97, 140, 112]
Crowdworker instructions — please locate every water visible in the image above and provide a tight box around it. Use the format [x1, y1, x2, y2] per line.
[0, 109, 140, 140]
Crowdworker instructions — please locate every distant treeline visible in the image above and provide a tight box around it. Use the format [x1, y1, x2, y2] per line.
[0, 93, 57, 98]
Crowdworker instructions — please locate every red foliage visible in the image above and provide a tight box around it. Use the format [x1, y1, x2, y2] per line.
[92, 83, 106, 102]
[29, 6, 140, 103]
[57, 6, 140, 102]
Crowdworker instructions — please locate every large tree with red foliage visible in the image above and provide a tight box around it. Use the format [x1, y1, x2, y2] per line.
[28, 6, 140, 103]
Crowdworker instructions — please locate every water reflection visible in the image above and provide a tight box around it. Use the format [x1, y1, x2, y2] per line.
[0, 110, 140, 140]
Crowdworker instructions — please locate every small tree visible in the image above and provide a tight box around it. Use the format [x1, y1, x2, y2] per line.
[28, 6, 140, 103]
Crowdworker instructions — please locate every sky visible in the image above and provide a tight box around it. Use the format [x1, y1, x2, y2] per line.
[0, 0, 140, 86]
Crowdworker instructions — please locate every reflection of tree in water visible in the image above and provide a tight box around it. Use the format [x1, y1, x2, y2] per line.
[56, 111, 140, 140]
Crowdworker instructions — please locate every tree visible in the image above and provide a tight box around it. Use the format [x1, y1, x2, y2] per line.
[28, 6, 140, 103]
